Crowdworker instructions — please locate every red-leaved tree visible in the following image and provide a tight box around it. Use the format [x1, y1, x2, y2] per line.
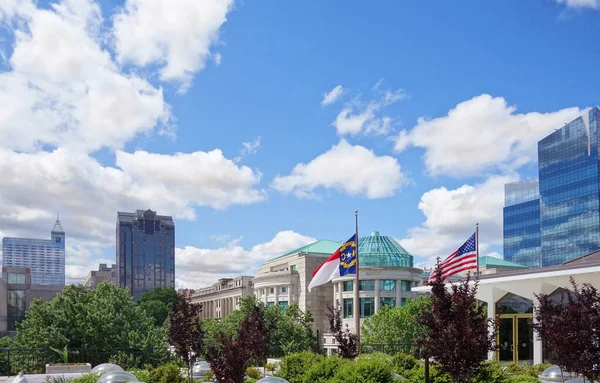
[417, 262, 497, 383]
[533, 277, 600, 383]
[325, 304, 358, 359]
[206, 303, 274, 383]
[168, 289, 204, 383]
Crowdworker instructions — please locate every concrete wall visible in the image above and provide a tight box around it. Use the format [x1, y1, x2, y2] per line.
[0, 278, 7, 333]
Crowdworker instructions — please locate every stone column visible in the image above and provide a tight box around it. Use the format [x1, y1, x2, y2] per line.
[374, 279, 381, 313]
[288, 284, 292, 303]
[263, 288, 268, 305]
[338, 282, 343, 309]
[487, 298, 496, 361]
[275, 285, 279, 305]
[396, 280, 402, 306]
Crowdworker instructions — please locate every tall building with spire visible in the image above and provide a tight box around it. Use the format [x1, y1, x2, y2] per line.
[2, 216, 66, 286]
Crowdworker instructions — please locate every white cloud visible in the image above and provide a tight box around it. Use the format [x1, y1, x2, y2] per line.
[394, 94, 582, 177]
[241, 137, 262, 156]
[400, 174, 518, 265]
[271, 139, 407, 199]
[0, 148, 265, 249]
[321, 85, 344, 107]
[331, 83, 407, 136]
[556, 0, 600, 9]
[113, 0, 234, 91]
[0, 0, 172, 153]
[175, 230, 316, 288]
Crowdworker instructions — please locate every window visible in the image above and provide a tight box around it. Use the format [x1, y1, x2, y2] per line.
[360, 298, 375, 318]
[278, 301, 288, 309]
[267, 302, 275, 308]
[401, 280, 412, 291]
[7, 289, 25, 331]
[290, 265, 297, 271]
[359, 280, 375, 291]
[270, 288, 274, 294]
[380, 280, 396, 291]
[7, 273, 25, 284]
[343, 298, 353, 319]
[343, 281, 354, 292]
[281, 287, 287, 293]
[401, 298, 407, 307]
[380, 297, 396, 308]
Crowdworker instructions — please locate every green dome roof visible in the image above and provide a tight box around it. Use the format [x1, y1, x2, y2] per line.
[358, 231, 414, 268]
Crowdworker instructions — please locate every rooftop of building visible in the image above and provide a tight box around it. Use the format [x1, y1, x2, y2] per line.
[268, 231, 416, 269]
[117, 209, 174, 224]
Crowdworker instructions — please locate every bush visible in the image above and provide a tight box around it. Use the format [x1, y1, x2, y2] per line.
[302, 356, 348, 383]
[506, 376, 541, 383]
[391, 352, 417, 373]
[277, 351, 324, 383]
[68, 375, 101, 383]
[244, 379, 258, 383]
[129, 368, 152, 383]
[150, 363, 185, 383]
[246, 367, 261, 379]
[328, 358, 395, 383]
[472, 361, 508, 383]
[504, 362, 553, 378]
[202, 370, 215, 382]
[400, 363, 452, 383]
[265, 363, 277, 372]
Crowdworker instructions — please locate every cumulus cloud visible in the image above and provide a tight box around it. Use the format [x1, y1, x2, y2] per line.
[0, 148, 265, 249]
[175, 230, 316, 288]
[556, 0, 600, 9]
[271, 139, 407, 199]
[113, 0, 234, 91]
[394, 94, 582, 177]
[321, 85, 344, 107]
[400, 174, 519, 265]
[0, 0, 172, 153]
[331, 83, 407, 136]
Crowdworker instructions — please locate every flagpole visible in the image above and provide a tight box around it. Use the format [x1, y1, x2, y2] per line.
[476, 223, 480, 279]
[354, 209, 360, 354]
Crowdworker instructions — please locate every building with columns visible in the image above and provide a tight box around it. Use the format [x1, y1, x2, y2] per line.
[191, 276, 254, 319]
[323, 231, 423, 354]
[413, 249, 600, 365]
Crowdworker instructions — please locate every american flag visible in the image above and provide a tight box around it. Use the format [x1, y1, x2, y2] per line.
[429, 232, 477, 282]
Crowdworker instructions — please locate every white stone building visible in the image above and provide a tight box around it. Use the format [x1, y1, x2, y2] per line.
[191, 276, 254, 319]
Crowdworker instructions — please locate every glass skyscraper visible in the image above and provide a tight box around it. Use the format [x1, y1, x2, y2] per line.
[1, 217, 66, 286]
[504, 107, 600, 267]
[116, 209, 175, 300]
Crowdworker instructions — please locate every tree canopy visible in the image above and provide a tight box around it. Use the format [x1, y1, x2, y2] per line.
[13, 283, 165, 352]
[137, 286, 178, 327]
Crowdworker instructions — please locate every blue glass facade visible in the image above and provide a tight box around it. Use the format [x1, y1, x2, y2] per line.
[1, 218, 66, 285]
[504, 107, 600, 267]
[117, 209, 175, 301]
[504, 179, 541, 268]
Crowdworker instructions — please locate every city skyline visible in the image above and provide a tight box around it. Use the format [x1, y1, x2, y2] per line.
[0, 0, 599, 289]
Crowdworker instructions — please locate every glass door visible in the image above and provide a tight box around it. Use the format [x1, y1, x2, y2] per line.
[498, 317, 514, 364]
[517, 318, 533, 365]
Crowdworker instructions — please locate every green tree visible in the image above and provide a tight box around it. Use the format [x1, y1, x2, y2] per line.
[13, 283, 166, 362]
[138, 286, 178, 327]
[361, 296, 431, 355]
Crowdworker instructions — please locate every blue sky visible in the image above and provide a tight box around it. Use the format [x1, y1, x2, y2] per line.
[0, 0, 598, 287]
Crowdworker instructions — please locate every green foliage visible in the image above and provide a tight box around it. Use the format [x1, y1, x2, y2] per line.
[327, 358, 395, 383]
[138, 286, 177, 327]
[399, 362, 452, 383]
[276, 351, 324, 383]
[50, 345, 69, 364]
[246, 366, 261, 379]
[202, 370, 215, 382]
[472, 361, 508, 383]
[0, 336, 12, 375]
[506, 376, 541, 383]
[301, 356, 348, 383]
[244, 379, 258, 383]
[13, 283, 165, 353]
[44, 376, 71, 383]
[362, 297, 431, 355]
[150, 363, 185, 383]
[129, 368, 152, 382]
[503, 363, 553, 378]
[265, 363, 277, 372]
[68, 374, 101, 383]
[391, 352, 417, 372]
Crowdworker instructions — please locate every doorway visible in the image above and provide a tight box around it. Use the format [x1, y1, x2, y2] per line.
[496, 293, 534, 365]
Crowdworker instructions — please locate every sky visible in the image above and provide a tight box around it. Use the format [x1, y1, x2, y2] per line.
[0, 0, 599, 288]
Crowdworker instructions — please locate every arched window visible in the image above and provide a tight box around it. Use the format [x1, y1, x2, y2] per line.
[546, 287, 572, 307]
[496, 293, 533, 314]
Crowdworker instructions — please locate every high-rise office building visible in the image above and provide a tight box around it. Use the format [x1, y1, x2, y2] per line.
[116, 209, 175, 300]
[1, 217, 66, 286]
[504, 107, 600, 267]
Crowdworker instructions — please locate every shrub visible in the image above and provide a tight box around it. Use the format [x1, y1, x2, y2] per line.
[265, 363, 277, 372]
[302, 356, 348, 383]
[472, 361, 508, 383]
[328, 358, 395, 383]
[391, 352, 417, 373]
[129, 368, 152, 383]
[150, 363, 185, 383]
[506, 376, 541, 383]
[202, 370, 215, 382]
[401, 363, 452, 383]
[246, 367, 261, 379]
[504, 362, 553, 378]
[69, 375, 101, 383]
[276, 351, 324, 383]
[244, 379, 258, 383]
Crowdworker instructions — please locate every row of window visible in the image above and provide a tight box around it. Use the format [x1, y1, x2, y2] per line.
[342, 280, 413, 292]
[342, 297, 408, 318]
[267, 301, 289, 309]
